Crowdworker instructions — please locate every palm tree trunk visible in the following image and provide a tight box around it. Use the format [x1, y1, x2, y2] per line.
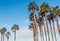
[32, 20, 38, 41]
[42, 17, 47, 41]
[39, 25, 42, 41]
[7, 38, 9, 41]
[44, 22, 47, 41]
[56, 15, 59, 33]
[49, 21, 54, 41]
[14, 31, 16, 41]
[2, 34, 4, 41]
[32, 9, 38, 41]
[52, 20, 57, 41]
[42, 27, 44, 41]
[33, 28, 35, 41]
[45, 12, 50, 41]
[1, 34, 2, 41]
[3, 34, 4, 41]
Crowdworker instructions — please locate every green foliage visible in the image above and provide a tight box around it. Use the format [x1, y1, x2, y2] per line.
[11, 24, 19, 32]
[28, 1, 39, 12]
[40, 2, 50, 13]
[0, 27, 7, 34]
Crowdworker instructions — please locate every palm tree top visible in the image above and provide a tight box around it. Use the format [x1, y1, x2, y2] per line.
[57, 9, 60, 16]
[11, 24, 19, 32]
[37, 17, 44, 26]
[0, 27, 7, 34]
[52, 6, 58, 10]
[50, 9, 56, 15]
[6, 31, 11, 36]
[40, 2, 50, 13]
[50, 6, 60, 16]
[28, 1, 39, 12]
[7, 32, 10, 34]
[29, 12, 37, 21]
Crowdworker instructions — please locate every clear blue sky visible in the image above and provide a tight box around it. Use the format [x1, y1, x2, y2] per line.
[0, 0, 60, 41]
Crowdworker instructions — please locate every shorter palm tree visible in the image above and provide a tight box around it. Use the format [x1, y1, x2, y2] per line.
[47, 14, 54, 41]
[37, 17, 44, 41]
[6, 32, 11, 41]
[0, 27, 7, 41]
[11, 24, 19, 41]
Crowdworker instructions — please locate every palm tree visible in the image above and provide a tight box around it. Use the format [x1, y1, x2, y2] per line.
[37, 17, 44, 41]
[52, 6, 60, 35]
[6, 32, 11, 41]
[38, 11, 47, 41]
[40, 2, 50, 41]
[47, 14, 54, 41]
[28, 1, 39, 41]
[50, 9, 57, 41]
[11, 24, 19, 41]
[57, 9, 60, 35]
[50, 6, 60, 41]
[29, 12, 38, 41]
[0, 27, 7, 41]
[51, 16, 57, 41]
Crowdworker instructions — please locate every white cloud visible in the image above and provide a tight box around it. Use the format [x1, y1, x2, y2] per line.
[17, 27, 33, 38]
[25, 19, 30, 23]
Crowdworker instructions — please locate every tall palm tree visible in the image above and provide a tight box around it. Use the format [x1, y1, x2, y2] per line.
[50, 9, 57, 41]
[37, 17, 44, 41]
[28, 1, 39, 41]
[47, 14, 54, 41]
[50, 6, 60, 41]
[40, 2, 50, 41]
[11, 24, 19, 41]
[38, 11, 47, 41]
[29, 12, 38, 41]
[52, 6, 60, 35]
[57, 9, 60, 35]
[51, 16, 57, 41]
[0, 27, 7, 41]
[6, 32, 11, 41]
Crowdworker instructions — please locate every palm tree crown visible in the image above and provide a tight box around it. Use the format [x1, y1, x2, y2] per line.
[6, 32, 11, 39]
[11, 24, 19, 32]
[0, 27, 7, 34]
[28, 1, 39, 12]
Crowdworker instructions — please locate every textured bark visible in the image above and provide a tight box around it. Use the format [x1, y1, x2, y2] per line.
[44, 22, 47, 41]
[56, 15, 59, 33]
[32, 9, 38, 41]
[1, 34, 2, 41]
[42, 27, 44, 41]
[14, 31, 16, 41]
[52, 20, 57, 41]
[45, 12, 50, 41]
[49, 22, 54, 41]
[39, 25, 42, 41]
[32, 21, 38, 41]
[3, 34, 4, 41]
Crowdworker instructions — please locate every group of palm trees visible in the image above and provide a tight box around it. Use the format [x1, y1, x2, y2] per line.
[0, 24, 19, 41]
[28, 1, 60, 41]
[0, 1, 60, 41]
